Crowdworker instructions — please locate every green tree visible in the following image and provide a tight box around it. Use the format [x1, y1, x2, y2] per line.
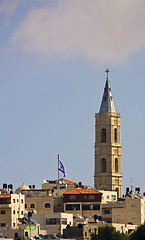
[91, 225, 129, 240]
[129, 223, 145, 240]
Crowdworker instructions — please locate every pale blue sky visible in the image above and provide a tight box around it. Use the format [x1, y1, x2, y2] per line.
[1, 0, 145, 194]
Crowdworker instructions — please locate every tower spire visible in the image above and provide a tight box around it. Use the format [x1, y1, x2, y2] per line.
[99, 69, 116, 113]
[105, 68, 110, 80]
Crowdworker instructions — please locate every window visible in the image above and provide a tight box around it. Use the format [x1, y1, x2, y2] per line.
[46, 218, 60, 225]
[131, 204, 136, 207]
[30, 203, 35, 208]
[114, 128, 117, 142]
[70, 195, 76, 200]
[107, 195, 110, 199]
[62, 218, 67, 225]
[13, 199, 15, 203]
[1, 223, 6, 227]
[13, 210, 15, 214]
[25, 204, 27, 208]
[13, 223, 15, 227]
[92, 204, 100, 210]
[84, 195, 87, 200]
[21, 211, 23, 215]
[1, 210, 5, 214]
[111, 195, 116, 200]
[104, 209, 110, 214]
[66, 204, 80, 211]
[45, 203, 51, 208]
[115, 158, 118, 172]
[17, 199, 19, 202]
[0, 198, 10, 204]
[89, 195, 95, 200]
[21, 199, 23, 204]
[82, 204, 91, 210]
[102, 158, 106, 172]
[102, 128, 106, 143]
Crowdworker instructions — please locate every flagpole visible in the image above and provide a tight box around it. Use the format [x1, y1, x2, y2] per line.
[58, 154, 60, 198]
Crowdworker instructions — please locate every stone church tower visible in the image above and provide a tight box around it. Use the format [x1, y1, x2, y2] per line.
[94, 69, 122, 198]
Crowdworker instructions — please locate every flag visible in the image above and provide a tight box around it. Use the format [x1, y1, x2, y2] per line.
[59, 160, 66, 178]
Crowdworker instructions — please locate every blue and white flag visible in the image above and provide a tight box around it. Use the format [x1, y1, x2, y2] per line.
[59, 160, 66, 178]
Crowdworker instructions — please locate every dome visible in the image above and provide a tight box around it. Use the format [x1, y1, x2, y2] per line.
[15, 183, 30, 194]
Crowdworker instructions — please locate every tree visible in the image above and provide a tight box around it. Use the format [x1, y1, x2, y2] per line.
[91, 225, 129, 240]
[129, 223, 145, 240]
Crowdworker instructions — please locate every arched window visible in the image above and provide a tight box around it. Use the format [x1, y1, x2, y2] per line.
[114, 128, 117, 142]
[45, 203, 51, 208]
[102, 128, 106, 143]
[30, 203, 35, 208]
[115, 158, 118, 172]
[102, 158, 106, 172]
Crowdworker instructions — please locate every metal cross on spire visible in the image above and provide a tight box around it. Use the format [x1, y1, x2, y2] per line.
[105, 68, 110, 80]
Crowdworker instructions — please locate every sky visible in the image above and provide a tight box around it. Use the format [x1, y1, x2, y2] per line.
[0, 0, 145, 194]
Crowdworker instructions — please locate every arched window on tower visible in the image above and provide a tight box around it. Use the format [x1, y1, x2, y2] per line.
[114, 128, 117, 142]
[102, 128, 106, 143]
[45, 203, 51, 208]
[102, 158, 106, 172]
[115, 158, 118, 172]
[30, 203, 35, 208]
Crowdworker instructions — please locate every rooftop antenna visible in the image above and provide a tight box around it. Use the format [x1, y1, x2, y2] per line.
[131, 178, 133, 191]
[131, 177, 134, 198]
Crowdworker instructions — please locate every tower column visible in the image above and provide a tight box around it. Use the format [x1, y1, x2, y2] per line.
[94, 69, 122, 198]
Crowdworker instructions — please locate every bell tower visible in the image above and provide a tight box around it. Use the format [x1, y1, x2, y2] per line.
[94, 69, 122, 198]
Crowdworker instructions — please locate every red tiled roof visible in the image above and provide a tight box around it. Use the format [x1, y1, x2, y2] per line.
[0, 194, 11, 198]
[63, 179, 78, 185]
[55, 179, 78, 185]
[63, 188, 102, 195]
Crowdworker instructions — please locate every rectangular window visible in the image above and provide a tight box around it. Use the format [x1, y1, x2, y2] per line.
[82, 204, 91, 210]
[66, 204, 80, 211]
[13, 210, 15, 214]
[21, 199, 23, 204]
[131, 204, 136, 207]
[21, 211, 23, 215]
[17, 199, 19, 202]
[13, 199, 15, 203]
[13, 223, 15, 227]
[46, 218, 60, 225]
[104, 209, 110, 214]
[84, 195, 87, 200]
[0, 198, 11, 204]
[62, 218, 67, 225]
[70, 195, 76, 200]
[92, 204, 100, 210]
[107, 195, 110, 199]
[1, 223, 6, 227]
[111, 195, 116, 200]
[89, 195, 95, 200]
[1, 210, 6, 214]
